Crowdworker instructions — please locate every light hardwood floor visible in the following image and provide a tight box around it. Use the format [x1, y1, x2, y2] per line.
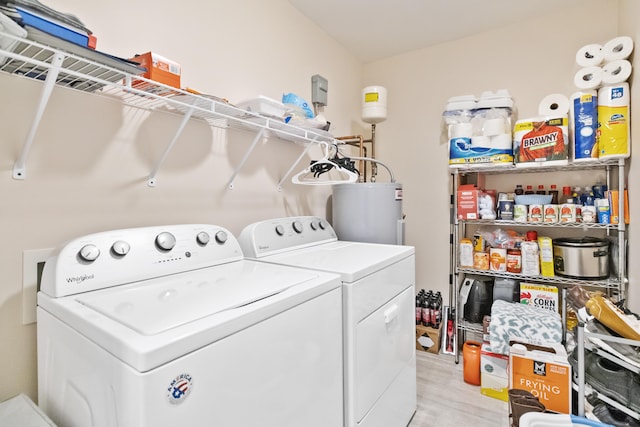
[409, 350, 510, 427]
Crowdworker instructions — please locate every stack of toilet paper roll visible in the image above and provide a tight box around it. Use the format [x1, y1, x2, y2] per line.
[445, 90, 515, 167]
[573, 36, 633, 160]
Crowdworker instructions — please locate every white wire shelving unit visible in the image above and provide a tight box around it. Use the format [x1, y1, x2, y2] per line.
[0, 30, 338, 188]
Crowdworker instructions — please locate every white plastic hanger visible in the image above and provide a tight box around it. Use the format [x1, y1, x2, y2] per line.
[291, 142, 359, 185]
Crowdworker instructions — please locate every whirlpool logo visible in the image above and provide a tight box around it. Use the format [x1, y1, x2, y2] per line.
[65, 274, 95, 284]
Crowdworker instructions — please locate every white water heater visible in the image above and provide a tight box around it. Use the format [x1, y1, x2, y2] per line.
[331, 182, 404, 245]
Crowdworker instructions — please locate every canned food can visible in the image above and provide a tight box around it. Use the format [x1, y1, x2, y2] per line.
[543, 204, 559, 223]
[528, 204, 543, 222]
[514, 204, 528, 222]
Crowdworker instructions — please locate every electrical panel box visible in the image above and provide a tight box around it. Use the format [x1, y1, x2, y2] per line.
[311, 74, 328, 106]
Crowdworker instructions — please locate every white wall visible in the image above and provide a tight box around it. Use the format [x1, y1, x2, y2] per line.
[0, 0, 364, 402]
[363, 0, 638, 311]
[2, 0, 639, 405]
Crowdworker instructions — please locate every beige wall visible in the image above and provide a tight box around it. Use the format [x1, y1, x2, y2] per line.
[2, 0, 639, 405]
[0, 0, 364, 402]
[364, 0, 639, 310]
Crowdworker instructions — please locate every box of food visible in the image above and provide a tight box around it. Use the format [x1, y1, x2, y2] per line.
[457, 184, 479, 220]
[509, 341, 571, 414]
[537, 237, 555, 277]
[520, 283, 558, 312]
[129, 52, 181, 95]
[481, 343, 509, 401]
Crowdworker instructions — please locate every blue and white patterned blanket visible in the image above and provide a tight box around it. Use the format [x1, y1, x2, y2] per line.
[489, 300, 563, 355]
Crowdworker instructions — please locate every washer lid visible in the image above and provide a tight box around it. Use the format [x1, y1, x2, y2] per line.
[38, 260, 341, 372]
[75, 261, 318, 335]
[260, 241, 414, 282]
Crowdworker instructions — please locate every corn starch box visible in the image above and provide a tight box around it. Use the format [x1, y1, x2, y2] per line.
[520, 283, 558, 312]
[514, 117, 568, 167]
[509, 341, 571, 414]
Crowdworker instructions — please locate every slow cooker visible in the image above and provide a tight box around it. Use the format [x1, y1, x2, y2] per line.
[553, 237, 609, 279]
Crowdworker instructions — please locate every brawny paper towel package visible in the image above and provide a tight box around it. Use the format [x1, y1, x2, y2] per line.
[514, 117, 569, 167]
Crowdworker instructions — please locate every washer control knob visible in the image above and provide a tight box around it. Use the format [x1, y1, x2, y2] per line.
[214, 231, 228, 244]
[310, 221, 318, 231]
[292, 220, 303, 234]
[196, 231, 210, 246]
[79, 244, 100, 262]
[155, 232, 176, 251]
[275, 225, 285, 236]
[111, 240, 130, 256]
[318, 220, 326, 230]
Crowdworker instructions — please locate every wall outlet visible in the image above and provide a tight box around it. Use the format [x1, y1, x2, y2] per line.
[22, 248, 53, 325]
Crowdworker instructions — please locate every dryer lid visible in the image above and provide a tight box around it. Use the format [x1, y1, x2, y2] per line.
[262, 241, 414, 282]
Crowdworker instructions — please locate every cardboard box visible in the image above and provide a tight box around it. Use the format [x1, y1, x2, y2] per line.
[520, 283, 558, 312]
[481, 344, 509, 401]
[416, 324, 442, 354]
[129, 52, 181, 95]
[509, 341, 571, 414]
[457, 184, 479, 220]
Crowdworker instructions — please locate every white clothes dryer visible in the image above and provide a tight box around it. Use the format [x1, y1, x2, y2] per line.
[37, 224, 344, 427]
[238, 216, 416, 427]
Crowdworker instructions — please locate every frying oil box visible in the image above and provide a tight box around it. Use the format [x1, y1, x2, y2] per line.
[509, 341, 572, 414]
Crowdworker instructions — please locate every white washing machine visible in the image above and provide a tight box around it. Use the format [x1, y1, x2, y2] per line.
[37, 224, 344, 427]
[238, 216, 416, 427]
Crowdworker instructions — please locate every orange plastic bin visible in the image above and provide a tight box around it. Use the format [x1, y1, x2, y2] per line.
[463, 341, 481, 385]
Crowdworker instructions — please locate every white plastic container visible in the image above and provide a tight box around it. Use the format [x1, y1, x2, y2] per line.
[236, 95, 287, 119]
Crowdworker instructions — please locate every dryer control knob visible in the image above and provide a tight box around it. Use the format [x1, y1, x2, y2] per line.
[156, 232, 176, 251]
[310, 221, 318, 231]
[215, 231, 228, 244]
[111, 240, 130, 256]
[292, 220, 303, 234]
[318, 220, 326, 230]
[196, 231, 210, 245]
[79, 244, 100, 262]
[275, 225, 285, 236]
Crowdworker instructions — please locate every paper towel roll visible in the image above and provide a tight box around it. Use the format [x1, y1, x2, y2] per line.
[483, 118, 506, 136]
[570, 90, 598, 161]
[471, 136, 491, 148]
[538, 94, 570, 116]
[450, 122, 473, 138]
[603, 36, 634, 62]
[574, 66, 603, 90]
[602, 59, 632, 85]
[490, 133, 512, 149]
[575, 43, 604, 67]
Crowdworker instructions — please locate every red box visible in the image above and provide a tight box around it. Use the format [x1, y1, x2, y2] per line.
[457, 184, 479, 220]
[129, 52, 181, 95]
